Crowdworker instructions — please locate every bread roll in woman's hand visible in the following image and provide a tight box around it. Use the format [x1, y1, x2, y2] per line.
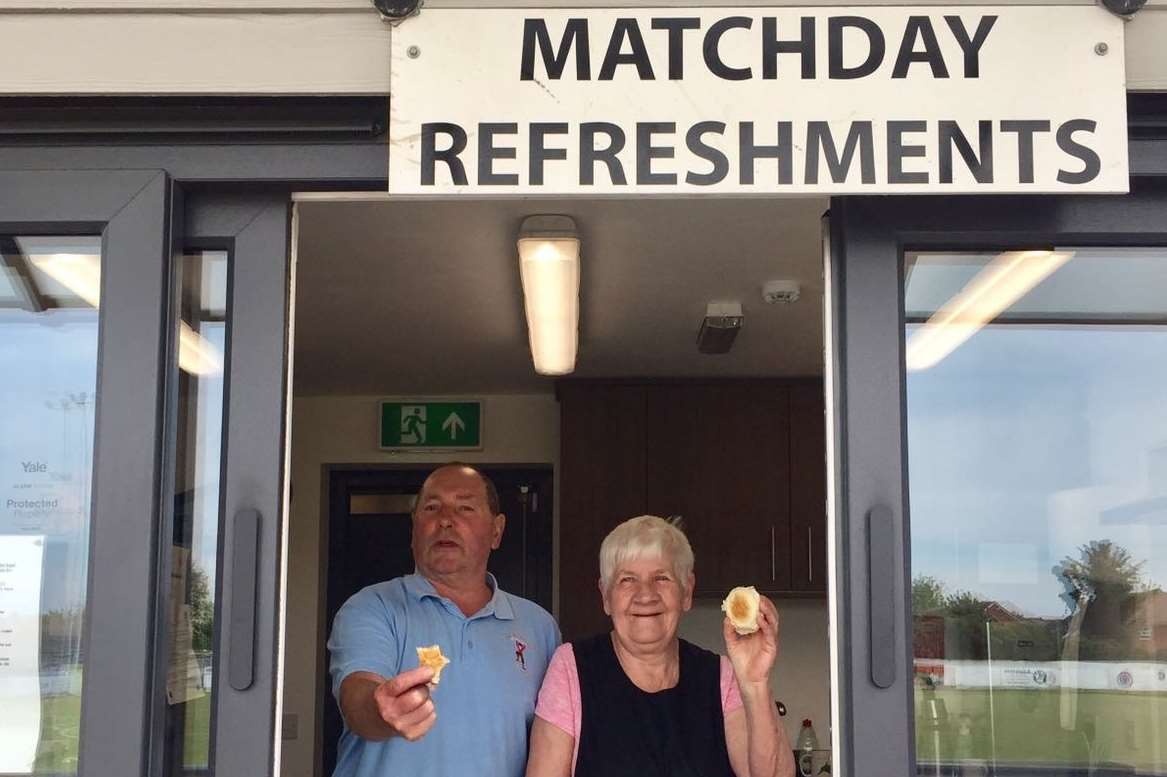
[721, 585, 761, 635]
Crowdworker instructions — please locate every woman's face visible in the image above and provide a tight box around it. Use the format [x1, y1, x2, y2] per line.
[602, 555, 694, 653]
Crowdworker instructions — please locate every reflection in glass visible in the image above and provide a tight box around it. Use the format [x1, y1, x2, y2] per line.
[162, 251, 228, 776]
[0, 236, 101, 775]
[905, 248, 1167, 775]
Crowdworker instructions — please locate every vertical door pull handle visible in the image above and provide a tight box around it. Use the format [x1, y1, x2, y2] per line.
[769, 525, 776, 581]
[807, 526, 813, 583]
[868, 505, 896, 689]
[229, 508, 260, 691]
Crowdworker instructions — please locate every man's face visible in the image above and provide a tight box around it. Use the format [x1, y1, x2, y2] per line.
[411, 466, 505, 580]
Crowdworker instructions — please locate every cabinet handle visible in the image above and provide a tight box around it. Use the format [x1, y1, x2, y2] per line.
[807, 526, 813, 583]
[770, 525, 776, 581]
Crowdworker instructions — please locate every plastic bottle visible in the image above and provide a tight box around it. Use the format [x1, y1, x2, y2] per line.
[796, 718, 818, 777]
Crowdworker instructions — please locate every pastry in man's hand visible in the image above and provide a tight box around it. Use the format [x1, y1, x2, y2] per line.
[416, 644, 451, 685]
[722, 586, 761, 635]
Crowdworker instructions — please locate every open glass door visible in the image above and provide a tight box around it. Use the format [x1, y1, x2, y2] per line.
[0, 173, 292, 777]
[830, 183, 1167, 776]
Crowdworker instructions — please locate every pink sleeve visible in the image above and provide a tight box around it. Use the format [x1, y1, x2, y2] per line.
[535, 643, 582, 740]
[720, 656, 744, 714]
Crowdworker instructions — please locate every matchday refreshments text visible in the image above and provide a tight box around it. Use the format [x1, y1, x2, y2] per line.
[389, 9, 1127, 194]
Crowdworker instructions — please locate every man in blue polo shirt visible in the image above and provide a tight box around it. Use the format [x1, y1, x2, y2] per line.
[328, 463, 560, 777]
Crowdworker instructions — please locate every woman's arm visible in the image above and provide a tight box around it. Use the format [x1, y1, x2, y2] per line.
[724, 688, 795, 777]
[526, 716, 575, 777]
[723, 596, 796, 777]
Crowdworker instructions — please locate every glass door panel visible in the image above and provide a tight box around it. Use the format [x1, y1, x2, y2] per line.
[904, 248, 1167, 775]
[0, 236, 101, 774]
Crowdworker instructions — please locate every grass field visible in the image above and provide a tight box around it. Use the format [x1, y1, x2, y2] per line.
[916, 687, 1167, 771]
[36, 692, 211, 773]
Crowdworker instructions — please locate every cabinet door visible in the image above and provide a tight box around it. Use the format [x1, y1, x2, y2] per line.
[558, 384, 646, 640]
[710, 385, 791, 594]
[789, 382, 828, 592]
[645, 385, 716, 588]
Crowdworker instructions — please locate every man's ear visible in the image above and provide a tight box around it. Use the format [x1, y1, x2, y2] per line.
[491, 513, 506, 550]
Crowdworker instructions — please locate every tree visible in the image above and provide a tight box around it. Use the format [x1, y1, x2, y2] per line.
[912, 575, 948, 614]
[189, 565, 214, 653]
[1053, 540, 1146, 659]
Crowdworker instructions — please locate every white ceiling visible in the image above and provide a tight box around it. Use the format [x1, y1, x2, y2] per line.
[293, 196, 828, 395]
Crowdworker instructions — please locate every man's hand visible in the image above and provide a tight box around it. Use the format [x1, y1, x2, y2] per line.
[373, 666, 437, 741]
[338, 667, 437, 742]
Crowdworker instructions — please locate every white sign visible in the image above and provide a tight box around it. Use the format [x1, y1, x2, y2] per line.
[389, 8, 1128, 195]
[0, 535, 45, 774]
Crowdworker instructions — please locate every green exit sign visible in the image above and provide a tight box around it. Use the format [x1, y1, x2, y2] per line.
[380, 400, 482, 450]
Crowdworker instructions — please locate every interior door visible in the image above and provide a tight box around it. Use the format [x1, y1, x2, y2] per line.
[830, 182, 1167, 776]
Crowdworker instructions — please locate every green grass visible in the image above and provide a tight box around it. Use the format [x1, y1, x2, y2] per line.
[916, 687, 1167, 770]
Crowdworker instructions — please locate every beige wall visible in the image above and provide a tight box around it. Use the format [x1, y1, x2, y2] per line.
[679, 599, 832, 749]
[282, 393, 560, 777]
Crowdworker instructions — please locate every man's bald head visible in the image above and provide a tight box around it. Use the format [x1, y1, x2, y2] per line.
[417, 463, 500, 516]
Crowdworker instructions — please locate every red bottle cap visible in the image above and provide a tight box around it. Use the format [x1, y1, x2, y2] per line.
[802, 718, 812, 727]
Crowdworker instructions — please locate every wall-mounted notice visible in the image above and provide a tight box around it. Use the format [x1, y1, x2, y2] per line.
[0, 535, 45, 774]
[390, 7, 1127, 194]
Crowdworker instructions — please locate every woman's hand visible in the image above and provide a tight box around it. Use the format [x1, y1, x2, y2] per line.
[723, 595, 780, 689]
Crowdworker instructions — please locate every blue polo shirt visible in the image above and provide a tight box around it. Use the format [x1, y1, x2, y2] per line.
[328, 573, 560, 777]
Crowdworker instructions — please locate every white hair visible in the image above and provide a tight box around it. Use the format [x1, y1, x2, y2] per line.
[599, 515, 694, 592]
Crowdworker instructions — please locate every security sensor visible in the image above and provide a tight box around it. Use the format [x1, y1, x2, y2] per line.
[762, 280, 801, 304]
[697, 302, 744, 354]
[1099, 0, 1145, 15]
[373, 0, 421, 21]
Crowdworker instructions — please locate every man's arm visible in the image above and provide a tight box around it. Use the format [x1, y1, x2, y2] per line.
[338, 666, 436, 742]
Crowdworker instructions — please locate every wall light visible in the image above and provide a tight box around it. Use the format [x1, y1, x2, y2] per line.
[517, 215, 580, 375]
[905, 249, 1074, 371]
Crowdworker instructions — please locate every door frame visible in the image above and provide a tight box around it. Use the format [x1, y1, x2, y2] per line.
[828, 172, 1167, 775]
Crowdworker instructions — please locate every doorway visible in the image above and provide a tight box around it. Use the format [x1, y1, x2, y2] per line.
[319, 464, 552, 775]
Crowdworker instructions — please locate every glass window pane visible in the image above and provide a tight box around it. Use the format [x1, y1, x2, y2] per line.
[162, 250, 229, 776]
[905, 248, 1167, 776]
[0, 235, 101, 775]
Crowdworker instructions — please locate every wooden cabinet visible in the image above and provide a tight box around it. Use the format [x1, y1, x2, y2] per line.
[558, 379, 826, 639]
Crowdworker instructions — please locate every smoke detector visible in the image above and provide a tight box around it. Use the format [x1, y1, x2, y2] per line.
[762, 280, 801, 304]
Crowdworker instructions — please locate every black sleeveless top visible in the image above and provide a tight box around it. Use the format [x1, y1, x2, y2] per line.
[571, 634, 735, 777]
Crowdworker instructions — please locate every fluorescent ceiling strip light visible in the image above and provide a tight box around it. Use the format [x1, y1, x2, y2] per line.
[905, 250, 1074, 372]
[31, 252, 224, 376]
[517, 216, 580, 376]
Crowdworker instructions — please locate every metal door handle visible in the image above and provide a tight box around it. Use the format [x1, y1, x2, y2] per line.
[228, 508, 260, 691]
[770, 525, 776, 581]
[868, 505, 896, 689]
[807, 525, 813, 583]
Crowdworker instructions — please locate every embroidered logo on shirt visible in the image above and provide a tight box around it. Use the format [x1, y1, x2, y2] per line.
[510, 634, 528, 671]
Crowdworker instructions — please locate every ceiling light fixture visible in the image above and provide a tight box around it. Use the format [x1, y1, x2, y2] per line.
[905, 249, 1074, 371]
[697, 301, 744, 354]
[517, 215, 581, 376]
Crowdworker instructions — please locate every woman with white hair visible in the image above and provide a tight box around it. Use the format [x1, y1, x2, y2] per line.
[526, 516, 795, 777]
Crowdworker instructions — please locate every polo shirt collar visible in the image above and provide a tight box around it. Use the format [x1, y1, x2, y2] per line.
[405, 571, 515, 621]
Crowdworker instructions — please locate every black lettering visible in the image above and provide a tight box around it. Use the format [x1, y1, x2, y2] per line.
[651, 17, 700, 80]
[828, 17, 885, 79]
[762, 17, 816, 79]
[421, 123, 468, 185]
[600, 18, 655, 80]
[704, 17, 753, 81]
[478, 123, 519, 185]
[1000, 120, 1050, 184]
[521, 18, 591, 80]
[938, 120, 993, 184]
[740, 122, 793, 185]
[805, 121, 875, 184]
[944, 15, 997, 78]
[685, 121, 729, 185]
[580, 122, 628, 185]
[887, 120, 929, 183]
[892, 17, 949, 79]
[530, 123, 569, 185]
[637, 122, 677, 185]
[1056, 119, 1101, 185]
